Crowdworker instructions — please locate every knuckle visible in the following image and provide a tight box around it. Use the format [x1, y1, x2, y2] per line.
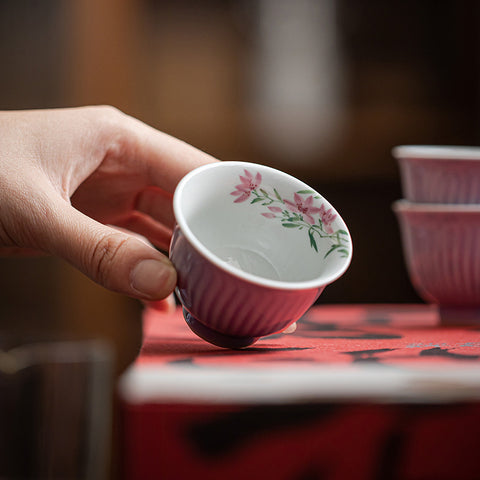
[90, 106, 135, 159]
[87, 105, 126, 134]
[91, 104, 124, 120]
[89, 231, 130, 287]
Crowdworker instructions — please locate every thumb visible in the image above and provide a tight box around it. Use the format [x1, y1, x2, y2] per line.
[44, 203, 177, 300]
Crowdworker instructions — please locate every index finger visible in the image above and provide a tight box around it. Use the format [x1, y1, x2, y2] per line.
[122, 113, 219, 193]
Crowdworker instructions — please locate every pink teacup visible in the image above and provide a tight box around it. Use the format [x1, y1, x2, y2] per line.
[393, 200, 480, 323]
[393, 145, 480, 203]
[169, 161, 352, 348]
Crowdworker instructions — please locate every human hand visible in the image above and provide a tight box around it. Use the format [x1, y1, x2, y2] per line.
[0, 106, 217, 301]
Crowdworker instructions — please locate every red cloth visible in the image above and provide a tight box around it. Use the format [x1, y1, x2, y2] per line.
[139, 304, 480, 367]
[119, 305, 480, 480]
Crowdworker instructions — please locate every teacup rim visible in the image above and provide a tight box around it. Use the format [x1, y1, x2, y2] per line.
[392, 145, 480, 161]
[393, 199, 480, 213]
[172, 161, 353, 290]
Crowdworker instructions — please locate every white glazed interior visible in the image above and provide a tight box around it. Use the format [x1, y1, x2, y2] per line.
[173, 162, 352, 289]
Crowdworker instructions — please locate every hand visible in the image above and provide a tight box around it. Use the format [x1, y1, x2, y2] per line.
[0, 106, 217, 301]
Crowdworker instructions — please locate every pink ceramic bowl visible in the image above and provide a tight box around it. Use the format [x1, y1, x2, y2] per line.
[393, 200, 480, 322]
[393, 145, 480, 203]
[170, 161, 352, 348]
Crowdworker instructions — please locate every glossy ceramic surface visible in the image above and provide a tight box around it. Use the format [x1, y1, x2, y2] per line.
[170, 161, 353, 348]
[393, 200, 480, 319]
[393, 145, 480, 203]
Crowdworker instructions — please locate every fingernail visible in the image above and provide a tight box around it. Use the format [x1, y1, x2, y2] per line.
[130, 258, 176, 299]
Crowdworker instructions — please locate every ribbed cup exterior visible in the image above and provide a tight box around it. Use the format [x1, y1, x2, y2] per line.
[396, 208, 480, 306]
[398, 158, 480, 203]
[170, 226, 324, 338]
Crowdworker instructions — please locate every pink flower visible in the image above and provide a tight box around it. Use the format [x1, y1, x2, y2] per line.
[319, 204, 337, 234]
[284, 193, 322, 225]
[230, 169, 262, 203]
[262, 206, 282, 219]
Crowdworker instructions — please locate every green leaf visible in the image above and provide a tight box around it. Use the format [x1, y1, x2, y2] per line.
[260, 188, 269, 196]
[297, 189, 315, 194]
[282, 223, 299, 228]
[274, 188, 283, 202]
[324, 244, 341, 258]
[337, 230, 349, 235]
[338, 249, 349, 255]
[308, 231, 318, 252]
[250, 197, 264, 204]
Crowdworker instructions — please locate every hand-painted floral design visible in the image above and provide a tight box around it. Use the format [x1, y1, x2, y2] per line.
[231, 169, 350, 259]
[230, 170, 263, 203]
[284, 193, 323, 225]
[319, 204, 337, 234]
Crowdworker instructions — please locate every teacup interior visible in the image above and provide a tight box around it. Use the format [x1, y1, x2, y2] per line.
[176, 164, 351, 284]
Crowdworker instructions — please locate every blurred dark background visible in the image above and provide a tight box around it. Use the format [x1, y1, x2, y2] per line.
[1, 0, 479, 369]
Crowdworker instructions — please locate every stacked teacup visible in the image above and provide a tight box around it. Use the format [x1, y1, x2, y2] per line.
[392, 145, 480, 323]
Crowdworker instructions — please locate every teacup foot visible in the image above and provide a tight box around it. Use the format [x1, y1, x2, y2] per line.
[182, 308, 258, 349]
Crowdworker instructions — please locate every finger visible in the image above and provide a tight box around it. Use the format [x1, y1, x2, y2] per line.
[108, 225, 152, 247]
[120, 114, 219, 192]
[115, 211, 172, 252]
[282, 322, 297, 334]
[135, 186, 175, 229]
[44, 201, 177, 301]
